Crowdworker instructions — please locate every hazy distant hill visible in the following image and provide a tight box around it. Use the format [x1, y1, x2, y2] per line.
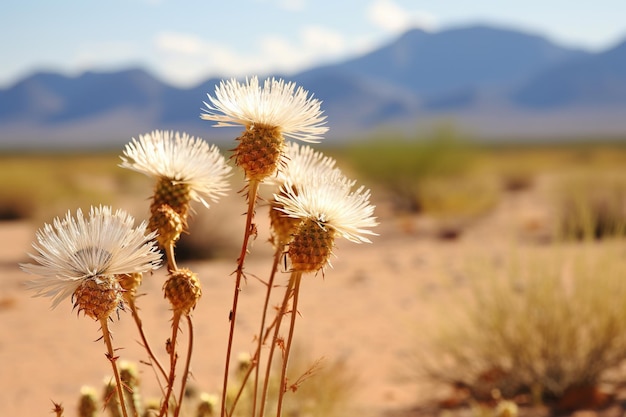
[300, 25, 589, 97]
[2, 24, 626, 149]
[512, 39, 626, 107]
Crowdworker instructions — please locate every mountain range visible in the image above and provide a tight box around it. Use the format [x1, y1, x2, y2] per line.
[2, 24, 626, 149]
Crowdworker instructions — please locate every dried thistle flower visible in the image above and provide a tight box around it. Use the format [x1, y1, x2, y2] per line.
[270, 142, 346, 246]
[77, 386, 98, 417]
[120, 130, 232, 247]
[21, 206, 161, 319]
[118, 272, 143, 304]
[196, 393, 219, 417]
[201, 76, 328, 182]
[274, 171, 378, 272]
[119, 361, 142, 416]
[163, 268, 202, 315]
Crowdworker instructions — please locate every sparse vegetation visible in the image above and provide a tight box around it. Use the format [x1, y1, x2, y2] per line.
[419, 241, 626, 409]
[8, 136, 626, 416]
[553, 171, 626, 240]
[339, 126, 477, 214]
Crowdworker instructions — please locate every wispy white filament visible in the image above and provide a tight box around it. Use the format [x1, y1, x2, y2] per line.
[119, 130, 232, 208]
[201, 76, 328, 143]
[275, 171, 378, 244]
[21, 206, 162, 308]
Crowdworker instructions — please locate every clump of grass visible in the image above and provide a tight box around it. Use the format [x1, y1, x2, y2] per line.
[553, 171, 626, 240]
[418, 176, 499, 239]
[0, 153, 125, 221]
[342, 126, 477, 214]
[419, 241, 626, 406]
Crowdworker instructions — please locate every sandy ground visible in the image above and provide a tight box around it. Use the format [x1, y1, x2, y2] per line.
[0, 187, 553, 417]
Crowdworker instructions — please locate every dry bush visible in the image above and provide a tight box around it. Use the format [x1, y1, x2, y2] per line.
[419, 242, 626, 403]
[342, 126, 477, 214]
[419, 176, 499, 239]
[553, 172, 626, 240]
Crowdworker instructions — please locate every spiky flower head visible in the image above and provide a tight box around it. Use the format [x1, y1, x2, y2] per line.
[21, 206, 161, 318]
[78, 386, 98, 417]
[120, 130, 232, 208]
[201, 76, 328, 181]
[270, 142, 345, 246]
[197, 393, 219, 417]
[120, 130, 232, 246]
[163, 268, 202, 315]
[274, 172, 378, 272]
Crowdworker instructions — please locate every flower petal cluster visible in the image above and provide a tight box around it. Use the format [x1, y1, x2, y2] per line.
[120, 130, 232, 208]
[21, 206, 162, 308]
[274, 142, 343, 186]
[201, 76, 328, 143]
[274, 170, 378, 244]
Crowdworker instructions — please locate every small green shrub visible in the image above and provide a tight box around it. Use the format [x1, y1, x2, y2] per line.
[342, 126, 477, 213]
[419, 242, 626, 403]
[418, 176, 499, 239]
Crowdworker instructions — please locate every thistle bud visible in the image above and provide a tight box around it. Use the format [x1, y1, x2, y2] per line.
[149, 177, 191, 247]
[196, 393, 219, 417]
[78, 386, 98, 417]
[288, 218, 335, 273]
[118, 272, 142, 304]
[269, 200, 300, 247]
[163, 268, 202, 315]
[73, 276, 124, 321]
[119, 362, 142, 416]
[234, 125, 283, 182]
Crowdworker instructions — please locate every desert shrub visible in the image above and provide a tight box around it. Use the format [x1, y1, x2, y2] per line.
[342, 126, 477, 213]
[418, 175, 500, 239]
[419, 242, 626, 403]
[0, 153, 122, 221]
[553, 171, 626, 240]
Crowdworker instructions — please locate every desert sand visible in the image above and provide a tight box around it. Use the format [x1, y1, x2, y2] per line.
[0, 186, 555, 417]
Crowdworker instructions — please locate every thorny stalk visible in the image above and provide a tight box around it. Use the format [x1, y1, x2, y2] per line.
[128, 298, 168, 382]
[258, 271, 298, 417]
[227, 249, 283, 417]
[100, 318, 130, 417]
[221, 179, 260, 417]
[174, 315, 195, 417]
[160, 311, 182, 417]
[276, 271, 303, 417]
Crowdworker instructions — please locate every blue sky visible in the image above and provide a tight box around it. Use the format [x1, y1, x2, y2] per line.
[2, 0, 626, 88]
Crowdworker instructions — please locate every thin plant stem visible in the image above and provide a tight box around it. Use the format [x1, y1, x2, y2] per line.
[258, 272, 298, 417]
[160, 311, 182, 417]
[100, 318, 130, 417]
[221, 179, 260, 417]
[174, 315, 195, 417]
[275, 271, 302, 417]
[227, 249, 282, 417]
[252, 248, 282, 416]
[128, 298, 168, 382]
[165, 242, 178, 272]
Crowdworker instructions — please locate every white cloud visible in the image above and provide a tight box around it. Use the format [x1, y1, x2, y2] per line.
[153, 26, 350, 87]
[155, 32, 205, 55]
[278, 0, 306, 11]
[258, 25, 348, 72]
[301, 26, 346, 54]
[252, 0, 306, 11]
[367, 0, 437, 33]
